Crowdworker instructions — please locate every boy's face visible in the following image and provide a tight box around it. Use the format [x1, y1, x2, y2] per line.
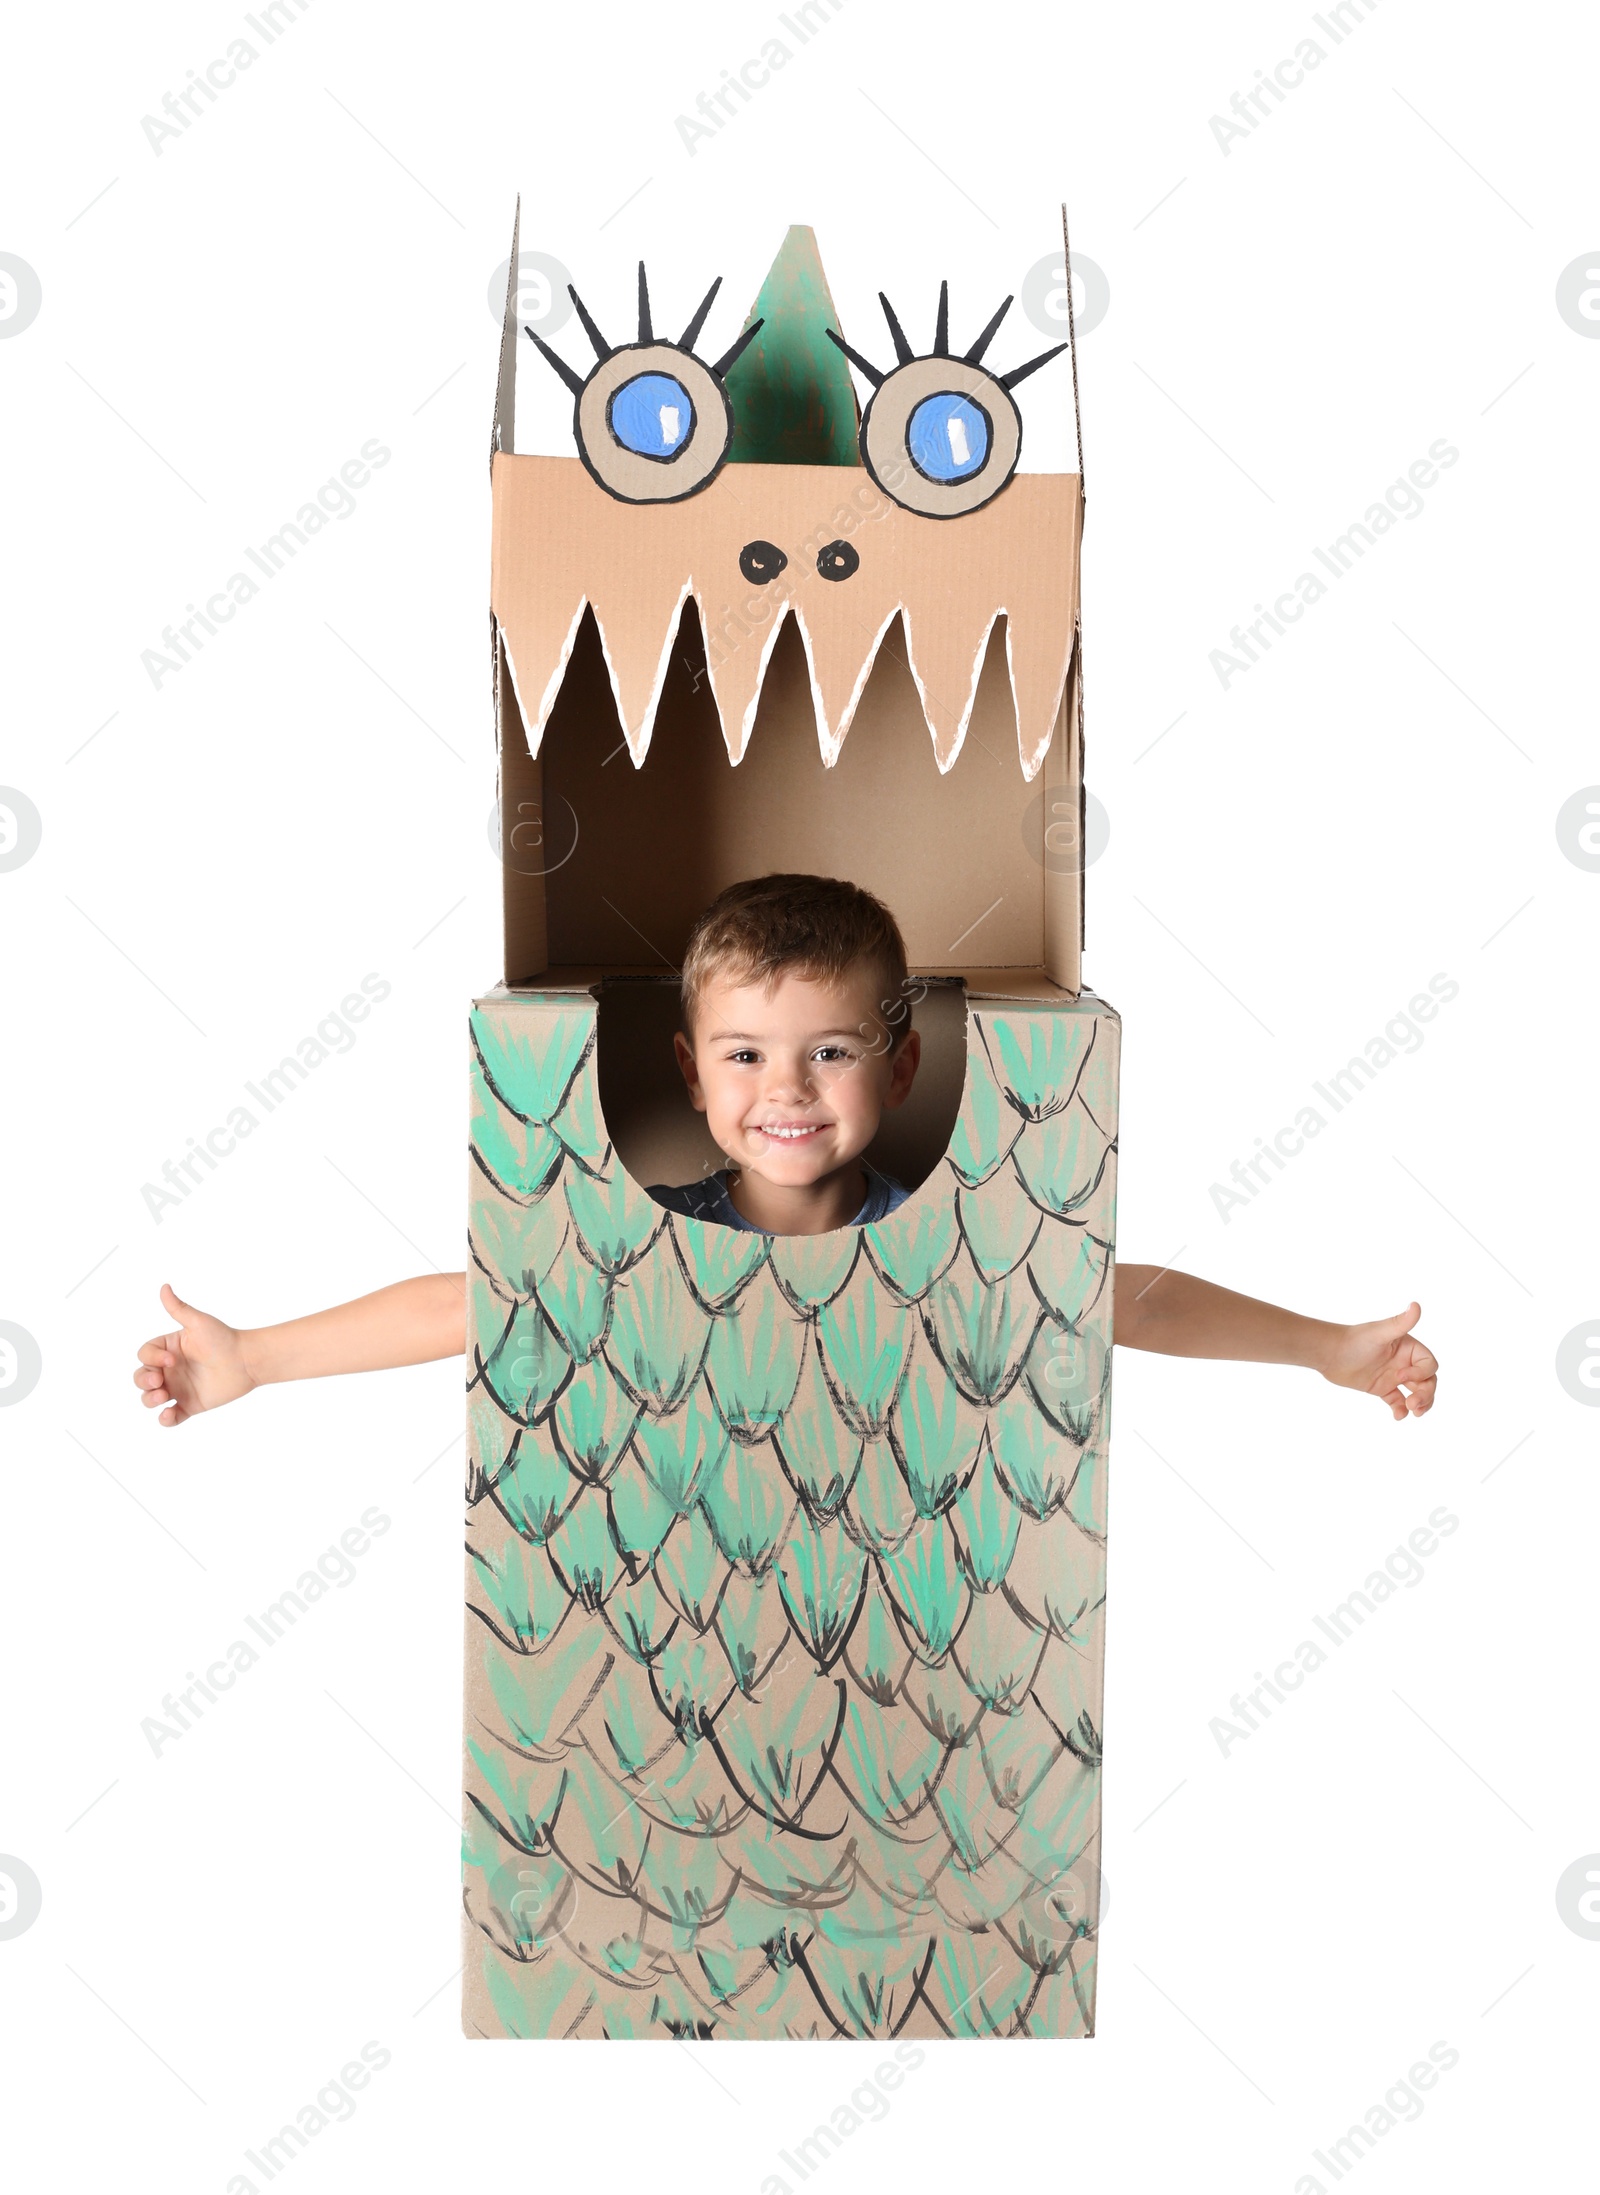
[674, 965, 921, 1191]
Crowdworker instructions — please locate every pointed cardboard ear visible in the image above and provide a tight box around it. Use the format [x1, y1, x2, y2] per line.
[491, 197, 520, 466]
[723, 224, 862, 466]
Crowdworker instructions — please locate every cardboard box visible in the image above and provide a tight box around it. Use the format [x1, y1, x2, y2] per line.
[462, 214, 1119, 2039]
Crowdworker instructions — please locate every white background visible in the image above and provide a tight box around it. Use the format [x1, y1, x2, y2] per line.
[1, 0, 1595, 2188]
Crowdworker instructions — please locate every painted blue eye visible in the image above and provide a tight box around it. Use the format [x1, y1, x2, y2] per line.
[607, 371, 696, 460]
[906, 392, 991, 482]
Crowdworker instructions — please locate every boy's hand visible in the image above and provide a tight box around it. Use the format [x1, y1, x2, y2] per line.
[1319, 1302, 1438, 1420]
[133, 1284, 255, 1427]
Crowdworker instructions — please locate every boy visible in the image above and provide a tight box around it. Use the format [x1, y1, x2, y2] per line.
[132, 874, 1438, 1423]
[648, 872, 920, 1236]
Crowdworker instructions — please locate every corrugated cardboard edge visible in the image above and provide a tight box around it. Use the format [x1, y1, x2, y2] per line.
[1060, 201, 1085, 493]
[1059, 201, 1087, 969]
[493, 199, 520, 467]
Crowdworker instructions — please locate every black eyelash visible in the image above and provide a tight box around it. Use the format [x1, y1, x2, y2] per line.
[823, 280, 1066, 390]
[526, 263, 764, 396]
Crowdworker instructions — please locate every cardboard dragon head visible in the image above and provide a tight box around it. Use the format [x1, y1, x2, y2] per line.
[490, 212, 1086, 990]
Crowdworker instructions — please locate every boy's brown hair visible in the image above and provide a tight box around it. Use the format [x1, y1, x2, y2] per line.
[680, 874, 911, 1041]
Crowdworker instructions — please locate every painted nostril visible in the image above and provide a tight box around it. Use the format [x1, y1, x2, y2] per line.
[739, 539, 788, 585]
[816, 539, 859, 582]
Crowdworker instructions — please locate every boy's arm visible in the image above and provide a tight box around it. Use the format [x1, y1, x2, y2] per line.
[134, 1276, 465, 1428]
[1114, 1264, 1437, 1420]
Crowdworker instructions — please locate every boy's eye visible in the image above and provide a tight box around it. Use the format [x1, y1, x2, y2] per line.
[812, 1045, 853, 1063]
[726, 1049, 761, 1064]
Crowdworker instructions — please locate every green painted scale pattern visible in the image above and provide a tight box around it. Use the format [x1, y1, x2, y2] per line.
[461, 989, 1119, 2040]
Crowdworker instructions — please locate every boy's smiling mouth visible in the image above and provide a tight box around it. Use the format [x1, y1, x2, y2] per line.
[752, 1120, 827, 1142]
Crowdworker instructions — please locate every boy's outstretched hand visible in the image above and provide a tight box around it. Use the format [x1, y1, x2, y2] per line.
[1318, 1301, 1438, 1420]
[1115, 1268, 1438, 1419]
[132, 1273, 467, 1426]
[134, 1284, 255, 1427]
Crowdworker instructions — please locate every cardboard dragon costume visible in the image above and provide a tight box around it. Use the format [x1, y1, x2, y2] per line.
[461, 209, 1118, 2040]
